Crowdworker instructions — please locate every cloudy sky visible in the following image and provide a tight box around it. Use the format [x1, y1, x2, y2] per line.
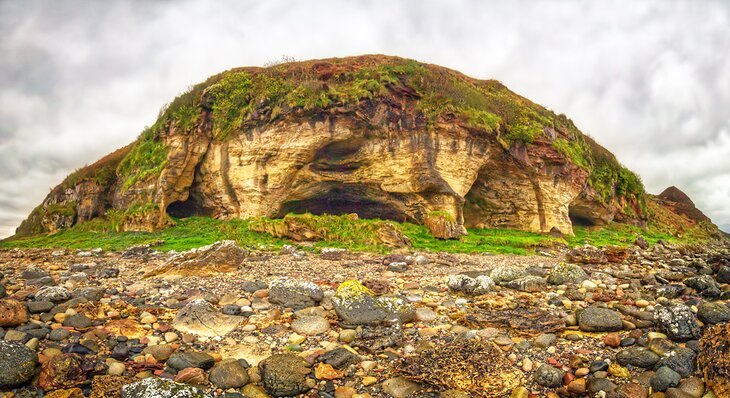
[1, 0, 728, 237]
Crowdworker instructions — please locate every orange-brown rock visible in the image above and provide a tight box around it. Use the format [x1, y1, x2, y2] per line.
[0, 298, 29, 327]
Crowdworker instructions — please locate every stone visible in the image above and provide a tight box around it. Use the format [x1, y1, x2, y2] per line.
[447, 274, 495, 295]
[107, 362, 126, 376]
[533, 364, 564, 388]
[587, 378, 617, 393]
[566, 245, 607, 265]
[290, 316, 330, 335]
[684, 275, 721, 298]
[577, 306, 623, 332]
[144, 240, 248, 277]
[657, 347, 696, 378]
[62, 313, 93, 329]
[209, 359, 250, 389]
[490, 265, 527, 285]
[142, 344, 176, 362]
[166, 351, 215, 371]
[697, 302, 730, 324]
[651, 366, 681, 392]
[415, 307, 437, 322]
[0, 340, 38, 387]
[677, 377, 705, 398]
[120, 377, 209, 398]
[27, 300, 54, 313]
[717, 266, 730, 284]
[174, 367, 207, 384]
[0, 298, 29, 327]
[546, 263, 588, 285]
[314, 362, 345, 380]
[533, 333, 557, 348]
[269, 279, 324, 310]
[339, 329, 357, 343]
[49, 328, 70, 341]
[319, 348, 360, 370]
[382, 377, 422, 398]
[35, 286, 71, 302]
[332, 280, 415, 326]
[425, 213, 466, 239]
[504, 276, 547, 292]
[616, 347, 660, 369]
[172, 299, 242, 337]
[258, 353, 312, 396]
[38, 353, 86, 390]
[654, 304, 701, 341]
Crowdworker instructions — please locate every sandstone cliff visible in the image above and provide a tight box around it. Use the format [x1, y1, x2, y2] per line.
[16, 55, 652, 237]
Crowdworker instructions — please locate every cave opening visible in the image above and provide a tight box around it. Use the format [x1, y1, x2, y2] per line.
[568, 206, 597, 227]
[166, 196, 211, 219]
[277, 186, 414, 223]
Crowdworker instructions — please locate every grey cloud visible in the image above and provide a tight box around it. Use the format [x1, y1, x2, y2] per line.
[1, 0, 729, 238]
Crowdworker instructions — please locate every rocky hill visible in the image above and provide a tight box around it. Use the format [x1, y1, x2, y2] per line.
[15, 55, 687, 238]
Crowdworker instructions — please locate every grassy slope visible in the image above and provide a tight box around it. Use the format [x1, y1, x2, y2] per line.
[0, 214, 694, 255]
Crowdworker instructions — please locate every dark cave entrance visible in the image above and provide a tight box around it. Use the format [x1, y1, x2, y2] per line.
[277, 186, 414, 223]
[568, 205, 597, 227]
[166, 197, 211, 219]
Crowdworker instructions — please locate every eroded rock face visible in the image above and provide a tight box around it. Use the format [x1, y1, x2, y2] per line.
[16, 56, 649, 238]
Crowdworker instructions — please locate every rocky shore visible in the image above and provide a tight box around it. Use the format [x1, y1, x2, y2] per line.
[0, 239, 729, 398]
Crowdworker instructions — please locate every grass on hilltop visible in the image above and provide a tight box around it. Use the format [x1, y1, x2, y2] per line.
[0, 213, 701, 255]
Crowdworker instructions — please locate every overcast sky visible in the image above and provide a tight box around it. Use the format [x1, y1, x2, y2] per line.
[1, 0, 728, 237]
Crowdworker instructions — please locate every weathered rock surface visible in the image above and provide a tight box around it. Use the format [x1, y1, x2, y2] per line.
[144, 240, 248, 277]
[171, 299, 242, 337]
[258, 353, 312, 396]
[16, 55, 652, 238]
[0, 340, 38, 387]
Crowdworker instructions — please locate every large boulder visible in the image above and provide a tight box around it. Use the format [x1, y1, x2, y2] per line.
[0, 340, 38, 387]
[269, 279, 324, 310]
[547, 263, 588, 285]
[654, 304, 701, 341]
[332, 280, 415, 326]
[258, 354, 312, 397]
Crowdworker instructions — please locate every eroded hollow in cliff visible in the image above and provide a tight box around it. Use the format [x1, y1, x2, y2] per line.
[166, 196, 212, 219]
[277, 185, 414, 222]
[568, 205, 598, 227]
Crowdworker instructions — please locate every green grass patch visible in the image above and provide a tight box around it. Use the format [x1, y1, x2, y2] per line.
[1, 213, 710, 255]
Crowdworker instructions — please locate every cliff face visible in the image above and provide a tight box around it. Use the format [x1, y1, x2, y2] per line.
[15, 55, 650, 237]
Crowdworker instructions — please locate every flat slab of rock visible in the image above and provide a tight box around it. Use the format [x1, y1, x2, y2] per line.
[144, 240, 248, 278]
[121, 377, 210, 398]
[172, 299, 242, 337]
